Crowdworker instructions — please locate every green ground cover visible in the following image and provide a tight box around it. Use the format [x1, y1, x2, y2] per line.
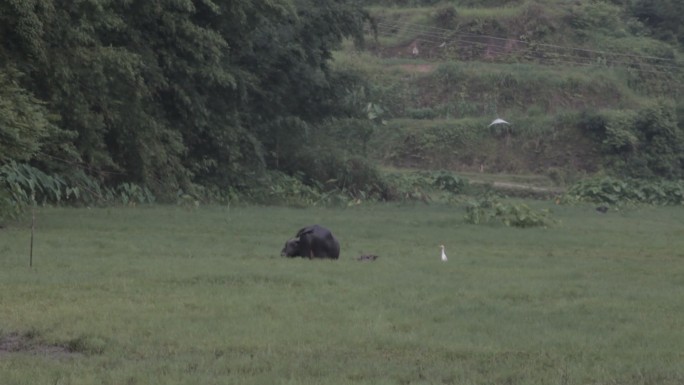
[1, 203, 683, 384]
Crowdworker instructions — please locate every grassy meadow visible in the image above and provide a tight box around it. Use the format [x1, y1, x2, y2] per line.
[1, 202, 684, 384]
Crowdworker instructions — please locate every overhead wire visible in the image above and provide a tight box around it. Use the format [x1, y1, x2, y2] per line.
[378, 20, 681, 64]
[373, 20, 683, 75]
[375, 32, 678, 76]
[375, 21, 682, 70]
[376, 21, 681, 69]
[376, 30, 679, 76]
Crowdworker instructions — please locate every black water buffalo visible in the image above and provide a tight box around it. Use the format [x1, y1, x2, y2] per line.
[280, 225, 340, 259]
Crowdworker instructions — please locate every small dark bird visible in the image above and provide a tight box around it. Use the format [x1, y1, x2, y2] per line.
[357, 254, 379, 262]
[596, 205, 609, 213]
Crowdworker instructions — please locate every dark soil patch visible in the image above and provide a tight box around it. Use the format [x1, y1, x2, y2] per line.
[0, 332, 80, 359]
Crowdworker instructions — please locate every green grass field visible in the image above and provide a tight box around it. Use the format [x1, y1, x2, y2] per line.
[1, 203, 684, 384]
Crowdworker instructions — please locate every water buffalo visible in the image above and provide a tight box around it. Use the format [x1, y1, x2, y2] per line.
[280, 225, 340, 259]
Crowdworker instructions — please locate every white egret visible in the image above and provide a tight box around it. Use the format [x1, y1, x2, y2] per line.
[440, 245, 448, 262]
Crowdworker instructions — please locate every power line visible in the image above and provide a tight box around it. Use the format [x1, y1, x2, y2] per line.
[375, 21, 683, 71]
[375, 30, 680, 76]
[374, 21, 683, 75]
[376, 33, 679, 76]
[376, 22, 680, 70]
[377, 21, 681, 64]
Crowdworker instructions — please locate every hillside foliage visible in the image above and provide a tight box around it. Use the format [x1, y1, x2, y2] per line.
[1, 0, 683, 216]
[0, 0, 371, 207]
[355, 0, 683, 181]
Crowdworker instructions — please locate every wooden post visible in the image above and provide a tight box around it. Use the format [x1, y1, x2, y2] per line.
[30, 195, 35, 268]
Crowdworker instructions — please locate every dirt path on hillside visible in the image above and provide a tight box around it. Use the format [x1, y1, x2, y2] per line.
[470, 180, 565, 196]
[398, 63, 437, 73]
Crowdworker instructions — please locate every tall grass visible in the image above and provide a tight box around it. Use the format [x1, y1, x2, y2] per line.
[1, 204, 684, 384]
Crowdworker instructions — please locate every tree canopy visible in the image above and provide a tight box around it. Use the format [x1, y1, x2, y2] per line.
[0, 0, 369, 199]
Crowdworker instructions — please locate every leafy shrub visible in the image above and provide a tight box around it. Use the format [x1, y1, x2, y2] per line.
[383, 170, 469, 202]
[1, 162, 67, 220]
[279, 149, 390, 201]
[242, 171, 323, 207]
[1, 161, 157, 221]
[432, 171, 468, 193]
[240, 171, 354, 208]
[564, 177, 630, 205]
[601, 111, 638, 152]
[382, 172, 433, 202]
[1, 162, 68, 204]
[464, 196, 555, 228]
[579, 103, 684, 179]
[564, 177, 684, 205]
[463, 194, 499, 225]
[116, 183, 155, 206]
[432, 5, 458, 30]
[493, 202, 555, 228]
[240, 167, 469, 206]
[567, 1, 624, 35]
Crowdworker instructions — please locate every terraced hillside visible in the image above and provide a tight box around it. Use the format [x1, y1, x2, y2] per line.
[335, 1, 684, 182]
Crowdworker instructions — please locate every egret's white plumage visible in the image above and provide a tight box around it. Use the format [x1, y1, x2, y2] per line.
[488, 118, 510, 127]
[440, 244, 448, 262]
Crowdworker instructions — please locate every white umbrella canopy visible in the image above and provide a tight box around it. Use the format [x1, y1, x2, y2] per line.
[488, 118, 510, 127]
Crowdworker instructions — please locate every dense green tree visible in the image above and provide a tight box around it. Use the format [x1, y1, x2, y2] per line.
[220, 0, 369, 176]
[0, 1, 60, 164]
[632, 0, 684, 46]
[0, 68, 50, 162]
[1, 0, 370, 199]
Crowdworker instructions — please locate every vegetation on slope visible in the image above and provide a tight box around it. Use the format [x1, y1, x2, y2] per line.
[347, 0, 684, 180]
[0, 0, 372, 205]
[1, 0, 684, 217]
